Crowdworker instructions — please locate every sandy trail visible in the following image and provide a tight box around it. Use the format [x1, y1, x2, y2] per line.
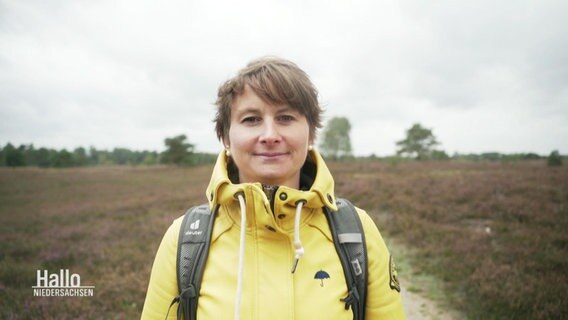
[400, 278, 462, 320]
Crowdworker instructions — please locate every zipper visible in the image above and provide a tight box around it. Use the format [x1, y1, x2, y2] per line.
[262, 184, 279, 215]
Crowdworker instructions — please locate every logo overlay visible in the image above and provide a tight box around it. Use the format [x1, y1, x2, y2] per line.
[314, 270, 330, 287]
[33, 269, 95, 297]
[389, 255, 400, 292]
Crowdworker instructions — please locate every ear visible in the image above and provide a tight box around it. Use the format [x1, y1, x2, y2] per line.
[222, 137, 230, 149]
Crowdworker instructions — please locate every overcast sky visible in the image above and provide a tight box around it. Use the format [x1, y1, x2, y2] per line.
[1, 0, 566, 156]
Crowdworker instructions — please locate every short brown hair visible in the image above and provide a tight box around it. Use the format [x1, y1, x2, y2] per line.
[214, 57, 323, 142]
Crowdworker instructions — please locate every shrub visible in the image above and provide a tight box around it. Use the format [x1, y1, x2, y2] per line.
[547, 150, 563, 166]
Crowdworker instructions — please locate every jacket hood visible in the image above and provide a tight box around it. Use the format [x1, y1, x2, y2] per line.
[205, 149, 338, 211]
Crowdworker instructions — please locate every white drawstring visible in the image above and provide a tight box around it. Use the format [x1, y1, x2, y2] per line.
[291, 200, 306, 273]
[234, 193, 246, 320]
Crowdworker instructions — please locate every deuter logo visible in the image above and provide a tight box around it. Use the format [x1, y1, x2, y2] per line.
[185, 219, 203, 236]
[33, 269, 95, 297]
[190, 219, 200, 230]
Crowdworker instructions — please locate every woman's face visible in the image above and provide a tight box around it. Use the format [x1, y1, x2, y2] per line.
[225, 85, 312, 189]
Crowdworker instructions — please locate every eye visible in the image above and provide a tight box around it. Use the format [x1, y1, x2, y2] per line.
[278, 115, 295, 122]
[241, 116, 261, 124]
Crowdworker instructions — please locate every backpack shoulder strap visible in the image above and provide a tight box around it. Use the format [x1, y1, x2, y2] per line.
[174, 203, 218, 320]
[324, 198, 368, 320]
[171, 200, 366, 319]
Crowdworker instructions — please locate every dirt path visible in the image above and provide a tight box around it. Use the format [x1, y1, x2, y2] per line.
[384, 237, 464, 319]
[400, 278, 463, 320]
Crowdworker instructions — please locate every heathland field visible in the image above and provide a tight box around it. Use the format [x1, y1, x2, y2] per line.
[0, 160, 567, 319]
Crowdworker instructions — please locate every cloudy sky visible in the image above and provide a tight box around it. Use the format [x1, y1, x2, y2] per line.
[1, 0, 566, 156]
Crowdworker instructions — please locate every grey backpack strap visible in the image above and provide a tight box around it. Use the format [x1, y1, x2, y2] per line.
[324, 198, 368, 320]
[174, 204, 218, 320]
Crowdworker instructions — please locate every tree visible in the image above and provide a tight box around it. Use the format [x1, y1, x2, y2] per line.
[73, 147, 88, 166]
[4, 143, 26, 167]
[142, 151, 159, 165]
[52, 149, 74, 167]
[112, 148, 133, 165]
[23, 144, 37, 166]
[36, 148, 52, 167]
[161, 134, 194, 165]
[88, 146, 99, 166]
[319, 117, 353, 159]
[431, 150, 450, 160]
[396, 123, 440, 160]
[547, 150, 563, 166]
[0, 146, 5, 166]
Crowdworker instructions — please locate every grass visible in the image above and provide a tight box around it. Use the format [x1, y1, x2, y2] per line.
[0, 166, 212, 319]
[1, 160, 567, 319]
[330, 160, 568, 319]
[385, 238, 445, 299]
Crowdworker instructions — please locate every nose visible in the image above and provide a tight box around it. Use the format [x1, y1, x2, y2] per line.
[259, 121, 281, 144]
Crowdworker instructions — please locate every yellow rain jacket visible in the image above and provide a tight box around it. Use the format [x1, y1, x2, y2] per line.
[141, 150, 405, 319]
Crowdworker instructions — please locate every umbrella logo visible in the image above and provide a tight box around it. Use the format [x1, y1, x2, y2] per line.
[314, 270, 330, 287]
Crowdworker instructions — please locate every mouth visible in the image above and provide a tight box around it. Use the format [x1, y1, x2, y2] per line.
[254, 152, 289, 159]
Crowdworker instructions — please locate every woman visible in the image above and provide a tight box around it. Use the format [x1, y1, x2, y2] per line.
[141, 57, 405, 319]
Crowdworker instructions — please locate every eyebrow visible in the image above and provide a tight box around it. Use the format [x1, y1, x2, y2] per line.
[234, 105, 297, 117]
[234, 107, 261, 118]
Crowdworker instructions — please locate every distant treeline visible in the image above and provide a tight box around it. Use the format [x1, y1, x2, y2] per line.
[0, 143, 217, 168]
[0, 142, 563, 168]
[354, 151, 562, 162]
[451, 152, 545, 161]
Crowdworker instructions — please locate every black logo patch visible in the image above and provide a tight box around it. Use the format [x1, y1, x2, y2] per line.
[389, 255, 400, 292]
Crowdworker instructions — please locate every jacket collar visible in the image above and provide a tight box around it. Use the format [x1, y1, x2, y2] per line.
[205, 149, 338, 211]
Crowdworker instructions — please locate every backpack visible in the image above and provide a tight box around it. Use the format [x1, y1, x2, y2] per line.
[168, 198, 368, 320]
